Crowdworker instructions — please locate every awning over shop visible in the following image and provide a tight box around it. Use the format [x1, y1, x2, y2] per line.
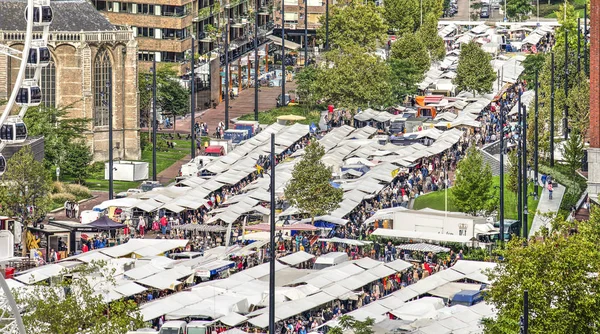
[267, 35, 301, 50]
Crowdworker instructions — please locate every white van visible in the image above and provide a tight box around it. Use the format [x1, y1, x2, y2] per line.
[159, 321, 187, 334]
[313, 252, 349, 270]
[187, 320, 212, 334]
[79, 210, 102, 224]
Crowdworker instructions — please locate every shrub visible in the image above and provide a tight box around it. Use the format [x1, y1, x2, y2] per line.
[52, 181, 65, 194]
[51, 192, 76, 204]
[64, 184, 92, 199]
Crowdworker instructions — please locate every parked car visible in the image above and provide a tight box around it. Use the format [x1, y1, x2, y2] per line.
[140, 180, 163, 192]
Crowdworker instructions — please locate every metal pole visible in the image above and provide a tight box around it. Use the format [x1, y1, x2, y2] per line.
[420, 0, 423, 26]
[152, 58, 157, 182]
[517, 92, 522, 226]
[281, 0, 286, 102]
[522, 103, 528, 239]
[564, 29, 568, 139]
[268, 133, 276, 334]
[304, 0, 308, 67]
[523, 290, 529, 334]
[254, 0, 259, 121]
[534, 70, 539, 199]
[499, 105, 505, 246]
[550, 52, 555, 166]
[584, 5, 588, 76]
[191, 37, 196, 159]
[108, 80, 114, 200]
[225, 19, 230, 130]
[325, 0, 329, 50]
[577, 17, 581, 74]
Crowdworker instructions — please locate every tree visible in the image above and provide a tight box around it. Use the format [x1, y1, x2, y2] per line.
[454, 41, 496, 95]
[451, 146, 493, 215]
[566, 72, 590, 138]
[521, 53, 546, 89]
[391, 32, 430, 79]
[329, 315, 375, 334]
[506, 0, 532, 21]
[484, 213, 600, 334]
[138, 64, 190, 132]
[560, 129, 584, 173]
[389, 58, 421, 102]
[0, 146, 52, 254]
[316, 0, 388, 52]
[295, 65, 323, 111]
[24, 105, 92, 175]
[317, 47, 392, 109]
[15, 261, 144, 334]
[62, 141, 94, 184]
[417, 13, 446, 62]
[284, 142, 343, 221]
[383, 0, 419, 36]
[507, 149, 519, 193]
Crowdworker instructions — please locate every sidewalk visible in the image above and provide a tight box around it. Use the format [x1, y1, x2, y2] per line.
[529, 176, 565, 236]
[157, 154, 191, 185]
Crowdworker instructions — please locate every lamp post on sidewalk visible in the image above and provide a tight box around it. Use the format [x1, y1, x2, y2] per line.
[152, 58, 157, 182]
[191, 37, 196, 159]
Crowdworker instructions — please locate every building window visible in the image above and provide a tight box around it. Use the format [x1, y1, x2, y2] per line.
[138, 51, 156, 62]
[137, 27, 154, 38]
[93, 49, 112, 127]
[26, 55, 56, 108]
[139, 4, 155, 14]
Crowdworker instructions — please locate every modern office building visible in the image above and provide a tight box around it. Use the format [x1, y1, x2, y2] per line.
[90, 0, 196, 73]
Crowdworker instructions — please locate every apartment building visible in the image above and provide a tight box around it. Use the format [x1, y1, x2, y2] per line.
[273, 0, 328, 40]
[91, 0, 196, 73]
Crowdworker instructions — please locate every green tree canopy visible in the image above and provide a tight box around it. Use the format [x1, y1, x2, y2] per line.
[317, 47, 392, 109]
[284, 141, 343, 221]
[484, 212, 600, 333]
[451, 146, 493, 215]
[316, 0, 388, 52]
[560, 129, 584, 173]
[15, 261, 144, 333]
[0, 146, 52, 222]
[138, 64, 190, 131]
[520, 53, 546, 89]
[389, 58, 421, 102]
[24, 105, 92, 174]
[391, 32, 430, 78]
[383, 0, 419, 36]
[453, 41, 496, 95]
[506, 0, 532, 21]
[417, 12, 446, 62]
[295, 65, 323, 111]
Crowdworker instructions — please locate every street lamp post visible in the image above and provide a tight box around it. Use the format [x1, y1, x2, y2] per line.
[584, 5, 588, 76]
[107, 81, 114, 200]
[550, 52, 555, 166]
[577, 17, 581, 74]
[281, 0, 286, 102]
[191, 37, 196, 159]
[254, 0, 259, 121]
[564, 29, 569, 140]
[522, 103, 528, 239]
[325, 0, 329, 50]
[268, 133, 276, 334]
[517, 92, 522, 226]
[224, 18, 230, 130]
[499, 104, 505, 245]
[534, 70, 539, 200]
[304, 0, 308, 67]
[152, 58, 157, 182]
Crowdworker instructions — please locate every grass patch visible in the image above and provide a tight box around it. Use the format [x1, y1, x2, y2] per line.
[413, 176, 540, 231]
[80, 133, 194, 193]
[238, 105, 322, 125]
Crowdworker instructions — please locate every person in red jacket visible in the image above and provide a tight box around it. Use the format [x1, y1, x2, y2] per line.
[82, 243, 89, 253]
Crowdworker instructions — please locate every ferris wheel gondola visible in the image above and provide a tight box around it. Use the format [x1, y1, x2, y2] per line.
[15, 80, 42, 106]
[0, 116, 28, 143]
[27, 46, 50, 67]
[24, 5, 53, 26]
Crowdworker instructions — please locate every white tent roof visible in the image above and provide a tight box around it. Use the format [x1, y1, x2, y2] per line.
[278, 251, 315, 266]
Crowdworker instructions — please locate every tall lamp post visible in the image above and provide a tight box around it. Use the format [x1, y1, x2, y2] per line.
[268, 133, 276, 334]
[325, 0, 329, 50]
[517, 92, 522, 226]
[564, 30, 569, 139]
[534, 70, 539, 200]
[224, 18, 230, 130]
[191, 37, 196, 159]
[499, 104, 505, 245]
[152, 58, 157, 181]
[304, 0, 308, 67]
[281, 0, 286, 102]
[522, 103, 528, 240]
[550, 52, 555, 166]
[254, 0, 259, 121]
[103, 81, 114, 199]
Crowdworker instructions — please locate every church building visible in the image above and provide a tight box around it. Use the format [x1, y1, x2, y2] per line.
[0, 0, 141, 160]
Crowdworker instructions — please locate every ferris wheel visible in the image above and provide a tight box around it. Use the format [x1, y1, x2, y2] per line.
[0, 0, 52, 332]
[0, 0, 53, 176]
